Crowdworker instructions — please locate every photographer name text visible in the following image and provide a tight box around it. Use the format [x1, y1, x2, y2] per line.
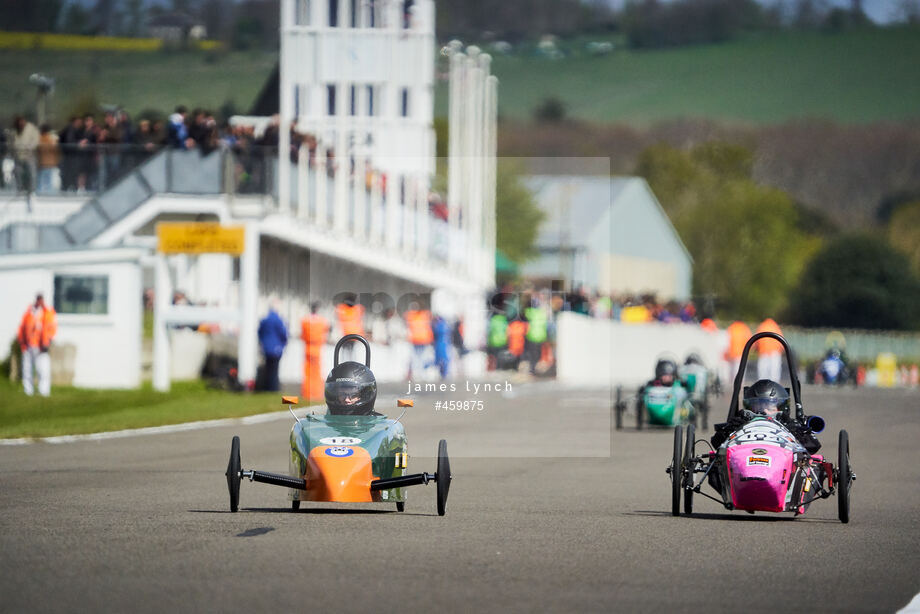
[405, 380, 512, 395]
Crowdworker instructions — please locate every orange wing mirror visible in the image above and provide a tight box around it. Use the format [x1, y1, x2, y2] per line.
[397, 399, 414, 407]
[282, 396, 299, 405]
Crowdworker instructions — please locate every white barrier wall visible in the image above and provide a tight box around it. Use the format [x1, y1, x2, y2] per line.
[556, 312, 726, 388]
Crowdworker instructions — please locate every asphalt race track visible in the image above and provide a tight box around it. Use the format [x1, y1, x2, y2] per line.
[1, 384, 918, 613]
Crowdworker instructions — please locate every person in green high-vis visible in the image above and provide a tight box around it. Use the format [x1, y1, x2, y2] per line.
[523, 299, 548, 375]
[487, 312, 508, 371]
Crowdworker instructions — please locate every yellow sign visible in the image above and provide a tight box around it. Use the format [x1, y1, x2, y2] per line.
[156, 222, 245, 255]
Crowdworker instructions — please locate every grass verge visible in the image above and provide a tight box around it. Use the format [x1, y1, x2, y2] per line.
[0, 377, 303, 439]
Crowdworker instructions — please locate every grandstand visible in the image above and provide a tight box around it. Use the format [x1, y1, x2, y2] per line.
[0, 0, 497, 390]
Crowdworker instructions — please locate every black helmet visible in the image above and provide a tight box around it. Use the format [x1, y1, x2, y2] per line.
[325, 334, 376, 415]
[655, 359, 678, 380]
[684, 353, 704, 366]
[742, 379, 790, 419]
[325, 361, 377, 415]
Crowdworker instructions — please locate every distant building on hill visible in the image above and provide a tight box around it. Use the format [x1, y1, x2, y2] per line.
[522, 175, 693, 301]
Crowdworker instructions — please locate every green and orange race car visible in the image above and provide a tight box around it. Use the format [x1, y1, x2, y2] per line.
[224, 334, 452, 515]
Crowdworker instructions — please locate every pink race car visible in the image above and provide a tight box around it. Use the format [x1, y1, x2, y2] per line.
[667, 332, 855, 523]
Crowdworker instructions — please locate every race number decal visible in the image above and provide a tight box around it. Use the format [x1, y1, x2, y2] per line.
[325, 447, 355, 458]
[747, 455, 771, 467]
[320, 437, 361, 446]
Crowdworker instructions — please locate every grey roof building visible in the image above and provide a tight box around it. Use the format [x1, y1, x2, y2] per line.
[522, 175, 692, 300]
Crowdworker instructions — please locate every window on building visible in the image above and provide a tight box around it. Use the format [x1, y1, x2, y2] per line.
[53, 275, 108, 315]
[368, 0, 376, 27]
[327, 84, 336, 115]
[295, 0, 311, 25]
[400, 87, 410, 117]
[367, 85, 375, 116]
[350, 85, 357, 116]
[328, 0, 338, 26]
[350, 0, 357, 26]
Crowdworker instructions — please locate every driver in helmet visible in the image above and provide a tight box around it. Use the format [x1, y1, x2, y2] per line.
[646, 359, 683, 388]
[711, 379, 820, 453]
[324, 358, 378, 416]
[638, 358, 690, 406]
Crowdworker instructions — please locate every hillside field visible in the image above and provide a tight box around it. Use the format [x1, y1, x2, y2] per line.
[444, 27, 920, 125]
[0, 28, 918, 125]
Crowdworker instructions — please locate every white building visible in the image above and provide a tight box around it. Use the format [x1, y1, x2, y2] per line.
[521, 175, 692, 300]
[0, 0, 497, 390]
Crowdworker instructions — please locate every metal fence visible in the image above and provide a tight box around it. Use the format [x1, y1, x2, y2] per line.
[0, 144, 277, 197]
[783, 326, 920, 364]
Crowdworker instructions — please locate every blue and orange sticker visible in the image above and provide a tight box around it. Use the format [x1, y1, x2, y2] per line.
[324, 446, 354, 458]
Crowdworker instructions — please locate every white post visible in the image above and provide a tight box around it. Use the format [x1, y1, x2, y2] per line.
[402, 174, 414, 254]
[152, 252, 171, 392]
[334, 123, 349, 233]
[312, 0, 326, 26]
[353, 153, 366, 239]
[464, 48, 482, 282]
[484, 74, 498, 287]
[370, 169, 383, 243]
[297, 142, 310, 219]
[315, 143, 327, 227]
[417, 174, 429, 260]
[386, 171, 400, 249]
[446, 45, 463, 270]
[279, 0, 293, 214]
[237, 222, 260, 388]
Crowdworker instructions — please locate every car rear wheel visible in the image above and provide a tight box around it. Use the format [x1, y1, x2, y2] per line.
[614, 387, 623, 430]
[225, 436, 241, 513]
[636, 398, 645, 430]
[683, 424, 695, 515]
[671, 425, 683, 516]
[838, 429, 852, 524]
[291, 500, 300, 511]
[396, 502, 405, 512]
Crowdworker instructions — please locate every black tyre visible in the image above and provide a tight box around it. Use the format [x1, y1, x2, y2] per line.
[396, 502, 405, 512]
[291, 500, 300, 511]
[683, 424, 695, 515]
[225, 435, 241, 513]
[838, 429, 851, 524]
[671, 425, 683, 516]
[636, 398, 645, 430]
[436, 439, 451, 517]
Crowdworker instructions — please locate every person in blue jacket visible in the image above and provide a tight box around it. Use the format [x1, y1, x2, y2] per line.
[257, 304, 288, 391]
[431, 315, 451, 379]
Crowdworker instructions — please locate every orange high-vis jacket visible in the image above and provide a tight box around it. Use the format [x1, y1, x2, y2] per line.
[405, 310, 434, 345]
[507, 320, 527, 357]
[336, 303, 365, 336]
[301, 315, 329, 356]
[755, 318, 784, 355]
[18, 305, 57, 351]
[725, 321, 752, 359]
[700, 318, 718, 333]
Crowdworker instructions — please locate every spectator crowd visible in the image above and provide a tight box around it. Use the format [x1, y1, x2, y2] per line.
[0, 107, 304, 195]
